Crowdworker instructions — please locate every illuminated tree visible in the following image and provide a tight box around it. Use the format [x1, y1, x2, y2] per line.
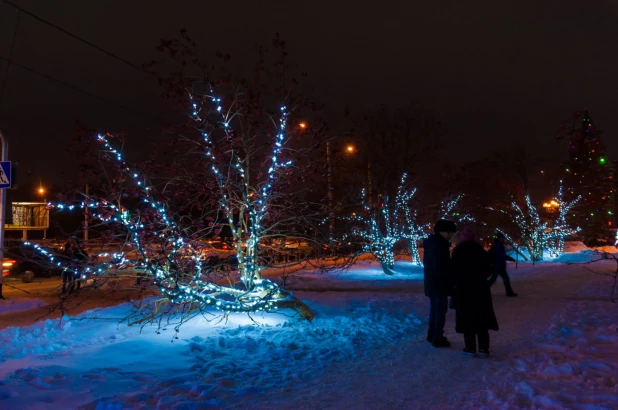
[493, 183, 580, 261]
[558, 109, 615, 245]
[545, 185, 581, 258]
[31, 84, 317, 322]
[395, 174, 424, 265]
[398, 192, 472, 267]
[345, 174, 413, 275]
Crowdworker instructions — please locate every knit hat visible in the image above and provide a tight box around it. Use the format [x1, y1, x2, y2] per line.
[433, 219, 457, 233]
[460, 227, 476, 242]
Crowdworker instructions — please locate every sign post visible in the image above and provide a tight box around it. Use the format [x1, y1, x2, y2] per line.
[0, 130, 8, 299]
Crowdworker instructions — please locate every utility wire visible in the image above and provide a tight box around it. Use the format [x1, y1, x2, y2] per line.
[3, 0, 160, 80]
[0, 55, 164, 123]
[0, 9, 21, 110]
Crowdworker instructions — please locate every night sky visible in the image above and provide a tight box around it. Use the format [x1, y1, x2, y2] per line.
[1, 0, 618, 196]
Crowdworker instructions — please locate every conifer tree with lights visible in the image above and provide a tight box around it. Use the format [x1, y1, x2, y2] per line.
[557, 109, 615, 246]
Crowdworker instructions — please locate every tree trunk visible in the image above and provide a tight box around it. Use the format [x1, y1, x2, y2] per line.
[380, 261, 395, 276]
[274, 295, 315, 321]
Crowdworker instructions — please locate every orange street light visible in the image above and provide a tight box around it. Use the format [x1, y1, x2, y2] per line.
[298, 121, 307, 130]
[345, 144, 356, 153]
[542, 199, 560, 209]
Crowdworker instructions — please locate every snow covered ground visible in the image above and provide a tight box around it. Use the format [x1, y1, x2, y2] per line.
[0, 250, 616, 409]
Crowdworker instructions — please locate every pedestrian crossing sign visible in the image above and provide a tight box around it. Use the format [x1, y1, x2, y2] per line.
[0, 161, 11, 188]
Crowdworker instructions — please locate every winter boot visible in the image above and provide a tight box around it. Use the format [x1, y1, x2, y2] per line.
[432, 337, 451, 348]
[426, 326, 435, 344]
[462, 348, 476, 357]
[478, 348, 490, 358]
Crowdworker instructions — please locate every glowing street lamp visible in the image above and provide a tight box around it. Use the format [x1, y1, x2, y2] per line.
[298, 121, 307, 130]
[542, 199, 559, 210]
[345, 144, 356, 154]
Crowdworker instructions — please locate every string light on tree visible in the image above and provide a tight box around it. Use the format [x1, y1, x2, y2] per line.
[558, 109, 614, 245]
[491, 181, 580, 261]
[34, 87, 314, 321]
[339, 177, 406, 275]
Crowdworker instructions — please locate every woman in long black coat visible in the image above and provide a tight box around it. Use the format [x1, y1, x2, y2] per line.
[451, 228, 499, 357]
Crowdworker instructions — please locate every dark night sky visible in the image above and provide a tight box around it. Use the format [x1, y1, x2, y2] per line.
[1, 0, 618, 195]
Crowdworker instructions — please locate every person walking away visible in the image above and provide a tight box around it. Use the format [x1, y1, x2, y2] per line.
[72, 243, 89, 291]
[61, 242, 75, 294]
[451, 228, 499, 357]
[423, 219, 457, 348]
[488, 233, 518, 297]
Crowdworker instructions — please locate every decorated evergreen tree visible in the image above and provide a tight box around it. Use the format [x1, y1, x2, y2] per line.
[558, 109, 615, 246]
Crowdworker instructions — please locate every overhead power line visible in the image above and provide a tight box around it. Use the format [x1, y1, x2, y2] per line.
[3, 0, 159, 79]
[0, 9, 20, 109]
[0, 55, 164, 123]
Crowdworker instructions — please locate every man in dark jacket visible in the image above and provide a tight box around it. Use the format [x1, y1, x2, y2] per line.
[488, 233, 518, 297]
[423, 219, 457, 347]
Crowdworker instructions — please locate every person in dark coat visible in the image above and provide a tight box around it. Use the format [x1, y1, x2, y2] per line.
[452, 228, 499, 357]
[423, 218, 457, 347]
[488, 233, 518, 297]
[61, 242, 75, 294]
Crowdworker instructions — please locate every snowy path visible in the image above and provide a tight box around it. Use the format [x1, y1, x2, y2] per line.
[254, 263, 618, 409]
[0, 258, 616, 409]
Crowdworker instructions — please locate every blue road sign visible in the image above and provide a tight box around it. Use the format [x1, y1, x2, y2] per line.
[0, 161, 11, 188]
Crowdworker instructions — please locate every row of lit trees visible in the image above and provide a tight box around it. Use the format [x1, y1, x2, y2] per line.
[19, 33, 583, 324]
[339, 173, 581, 274]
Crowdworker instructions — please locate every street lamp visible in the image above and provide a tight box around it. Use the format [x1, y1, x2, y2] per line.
[37, 184, 46, 202]
[542, 199, 559, 209]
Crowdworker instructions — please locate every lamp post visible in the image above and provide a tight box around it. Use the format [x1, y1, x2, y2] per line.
[0, 130, 7, 273]
[37, 185, 46, 202]
[299, 122, 336, 241]
[344, 144, 372, 208]
[36, 184, 47, 239]
[326, 140, 334, 241]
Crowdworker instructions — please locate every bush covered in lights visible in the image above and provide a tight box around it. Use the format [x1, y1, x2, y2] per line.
[494, 182, 580, 261]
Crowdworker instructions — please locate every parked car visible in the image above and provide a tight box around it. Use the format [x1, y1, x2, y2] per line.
[2, 245, 66, 282]
[204, 240, 236, 259]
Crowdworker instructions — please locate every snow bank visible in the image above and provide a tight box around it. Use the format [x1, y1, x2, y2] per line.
[507, 248, 607, 264]
[0, 292, 422, 409]
[0, 258, 616, 409]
